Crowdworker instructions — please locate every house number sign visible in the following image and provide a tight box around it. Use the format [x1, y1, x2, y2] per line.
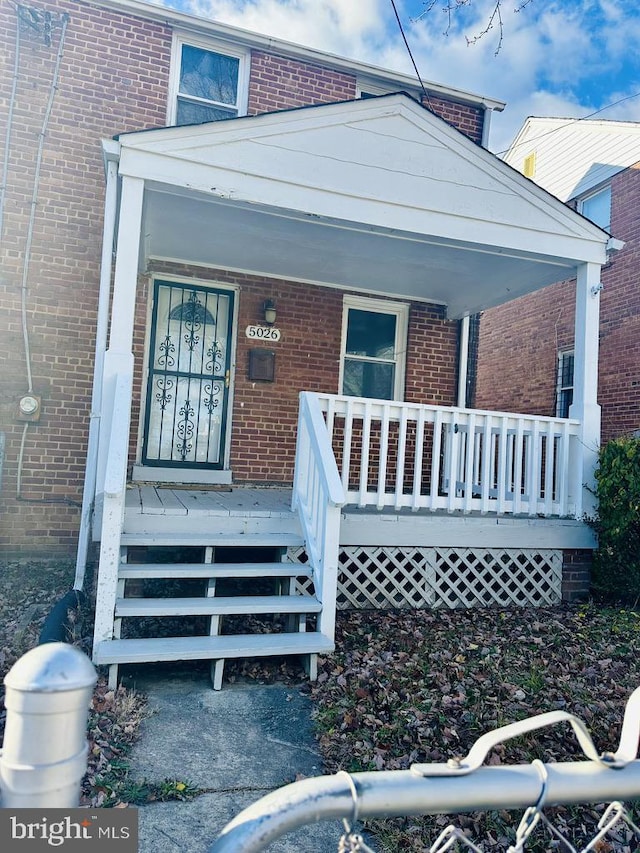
[245, 325, 281, 341]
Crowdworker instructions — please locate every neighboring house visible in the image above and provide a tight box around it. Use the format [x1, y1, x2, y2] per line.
[476, 119, 640, 442]
[1, 1, 614, 687]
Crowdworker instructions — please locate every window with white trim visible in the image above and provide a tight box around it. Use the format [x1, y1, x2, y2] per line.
[556, 350, 574, 418]
[340, 296, 408, 401]
[169, 35, 248, 126]
[578, 185, 611, 231]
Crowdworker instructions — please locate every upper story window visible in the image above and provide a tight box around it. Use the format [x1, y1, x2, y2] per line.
[578, 185, 611, 231]
[356, 77, 420, 102]
[340, 295, 408, 401]
[169, 35, 249, 126]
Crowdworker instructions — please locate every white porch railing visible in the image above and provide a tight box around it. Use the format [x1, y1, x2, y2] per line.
[313, 393, 582, 518]
[292, 392, 346, 642]
[92, 366, 133, 657]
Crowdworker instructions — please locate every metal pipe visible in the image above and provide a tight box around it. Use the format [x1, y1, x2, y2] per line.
[0, 3, 21, 246]
[74, 155, 119, 590]
[0, 643, 96, 808]
[457, 314, 470, 408]
[209, 762, 640, 853]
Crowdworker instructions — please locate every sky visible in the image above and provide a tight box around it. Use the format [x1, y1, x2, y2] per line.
[159, 0, 640, 153]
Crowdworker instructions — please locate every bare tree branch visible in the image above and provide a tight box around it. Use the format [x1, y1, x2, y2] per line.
[412, 0, 536, 55]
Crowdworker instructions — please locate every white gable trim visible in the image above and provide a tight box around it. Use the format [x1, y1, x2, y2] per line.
[116, 95, 609, 267]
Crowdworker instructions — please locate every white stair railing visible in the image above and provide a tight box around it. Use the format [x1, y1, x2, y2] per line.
[292, 392, 346, 642]
[92, 366, 133, 658]
[317, 394, 581, 518]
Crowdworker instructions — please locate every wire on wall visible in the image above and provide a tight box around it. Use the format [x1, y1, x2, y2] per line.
[9, 6, 80, 506]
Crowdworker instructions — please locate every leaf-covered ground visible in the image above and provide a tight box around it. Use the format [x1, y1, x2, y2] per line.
[309, 606, 640, 852]
[0, 560, 153, 807]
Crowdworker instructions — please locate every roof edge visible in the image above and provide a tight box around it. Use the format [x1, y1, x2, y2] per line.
[90, 0, 505, 112]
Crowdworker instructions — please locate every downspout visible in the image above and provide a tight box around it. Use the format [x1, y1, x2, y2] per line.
[481, 104, 493, 149]
[73, 151, 119, 590]
[457, 314, 470, 409]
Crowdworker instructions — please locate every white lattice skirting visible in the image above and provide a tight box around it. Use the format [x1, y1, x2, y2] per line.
[288, 547, 562, 610]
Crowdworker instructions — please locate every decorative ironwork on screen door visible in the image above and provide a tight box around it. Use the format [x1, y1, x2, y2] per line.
[142, 281, 234, 468]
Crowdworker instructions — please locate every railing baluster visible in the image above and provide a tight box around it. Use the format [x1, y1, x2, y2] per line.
[559, 421, 571, 516]
[377, 403, 390, 509]
[412, 406, 427, 511]
[496, 417, 508, 515]
[513, 417, 525, 515]
[446, 416, 459, 513]
[544, 420, 555, 516]
[430, 408, 443, 512]
[395, 405, 408, 511]
[342, 397, 354, 493]
[359, 401, 372, 508]
[463, 412, 476, 513]
[480, 414, 492, 514]
[527, 419, 540, 516]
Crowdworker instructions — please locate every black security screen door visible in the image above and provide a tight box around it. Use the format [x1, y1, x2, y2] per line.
[142, 281, 234, 468]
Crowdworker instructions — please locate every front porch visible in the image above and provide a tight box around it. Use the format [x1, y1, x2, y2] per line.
[90, 390, 594, 688]
[84, 94, 611, 687]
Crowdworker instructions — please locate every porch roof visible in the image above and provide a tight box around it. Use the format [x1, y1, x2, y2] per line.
[109, 94, 611, 318]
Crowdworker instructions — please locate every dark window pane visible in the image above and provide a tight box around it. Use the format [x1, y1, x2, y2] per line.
[560, 353, 574, 387]
[179, 45, 239, 105]
[343, 359, 394, 400]
[346, 310, 396, 359]
[558, 388, 573, 419]
[176, 99, 236, 125]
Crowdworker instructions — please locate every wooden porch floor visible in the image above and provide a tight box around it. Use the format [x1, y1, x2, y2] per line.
[125, 485, 295, 518]
[121, 484, 593, 550]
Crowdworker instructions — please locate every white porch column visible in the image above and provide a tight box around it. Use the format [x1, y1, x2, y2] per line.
[569, 261, 602, 518]
[95, 175, 144, 497]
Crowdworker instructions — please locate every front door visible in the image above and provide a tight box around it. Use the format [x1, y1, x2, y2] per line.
[142, 280, 234, 469]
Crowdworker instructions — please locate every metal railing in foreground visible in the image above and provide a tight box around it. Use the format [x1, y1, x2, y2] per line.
[209, 688, 640, 853]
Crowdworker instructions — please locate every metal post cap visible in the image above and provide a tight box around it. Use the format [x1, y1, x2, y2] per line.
[4, 643, 97, 693]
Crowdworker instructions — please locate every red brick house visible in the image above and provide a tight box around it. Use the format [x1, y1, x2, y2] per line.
[476, 119, 640, 443]
[0, 1, 614, 687]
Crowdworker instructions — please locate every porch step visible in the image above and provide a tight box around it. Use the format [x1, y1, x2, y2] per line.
[120, 532, 304, 548]
[118, 562, 312, 580]
[94, 632, 334, 665]
[115, 594, 321, 618]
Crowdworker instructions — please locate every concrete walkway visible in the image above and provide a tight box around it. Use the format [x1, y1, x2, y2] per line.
[123, 668, 354, 852]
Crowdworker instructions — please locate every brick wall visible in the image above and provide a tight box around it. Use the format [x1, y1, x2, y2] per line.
[0, 0, 171, 554]
[145, 263, 458, 484]
[423, 94, 485, 144]
[475, 163, 640, 442]
[248, 51, 356, 113]
[0, 0, 485, 554]
[562, 549, 591, 602]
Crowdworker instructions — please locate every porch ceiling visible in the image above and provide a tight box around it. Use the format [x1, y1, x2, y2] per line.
[143, 186, 578, 317]
[115, 93, 611, 318]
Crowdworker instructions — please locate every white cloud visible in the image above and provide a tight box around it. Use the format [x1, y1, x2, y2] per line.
[162, 0, 640, 152]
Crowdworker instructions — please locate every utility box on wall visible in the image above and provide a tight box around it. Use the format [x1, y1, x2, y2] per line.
[248, 349, 275, 382]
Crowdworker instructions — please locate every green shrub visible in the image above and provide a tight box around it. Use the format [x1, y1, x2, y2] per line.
[591, 437, 640, 602]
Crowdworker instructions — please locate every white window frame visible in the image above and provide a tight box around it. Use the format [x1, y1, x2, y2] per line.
[555, 349, 574, 419]
[167, 33, 249, 126]
[578, 184, 612, 231]
[339, 295, 409, 401]
[356, 76, 420, 101]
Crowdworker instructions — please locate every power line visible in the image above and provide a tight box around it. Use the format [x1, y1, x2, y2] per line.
[498, 89, 640, 156]
[389, 0, 432, 109]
